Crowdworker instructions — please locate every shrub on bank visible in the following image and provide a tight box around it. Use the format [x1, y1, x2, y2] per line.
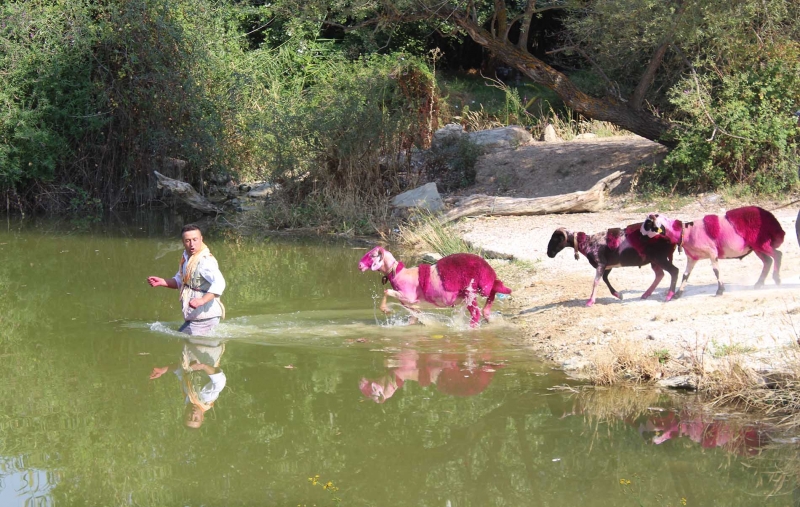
[652, 43, 800, 194]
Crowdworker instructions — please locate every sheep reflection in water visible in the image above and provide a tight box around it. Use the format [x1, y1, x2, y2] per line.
[358, 349, 504, 403]
[638, 411, 769, 456]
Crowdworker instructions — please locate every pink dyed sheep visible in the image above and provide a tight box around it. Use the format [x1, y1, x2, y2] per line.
[358, 246, 511, 326]
[642, 206, 785, 297]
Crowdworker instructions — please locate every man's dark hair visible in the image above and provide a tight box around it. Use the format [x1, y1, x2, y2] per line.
[181, 224, 202, 235]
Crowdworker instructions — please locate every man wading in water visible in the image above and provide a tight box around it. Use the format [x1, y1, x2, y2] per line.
[147, 224, 226, 336]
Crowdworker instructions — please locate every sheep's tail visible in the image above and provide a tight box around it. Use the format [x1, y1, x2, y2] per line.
[493, 279, 512, 295]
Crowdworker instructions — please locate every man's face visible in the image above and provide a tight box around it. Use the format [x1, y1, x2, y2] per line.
[182, 230, 203, 256]
[184, 403, 205, 429]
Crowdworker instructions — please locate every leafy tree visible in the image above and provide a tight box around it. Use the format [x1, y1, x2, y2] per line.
[272, 0, 800, 188]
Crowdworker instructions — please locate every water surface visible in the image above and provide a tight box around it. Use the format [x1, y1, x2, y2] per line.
[0, 216, 795, 506]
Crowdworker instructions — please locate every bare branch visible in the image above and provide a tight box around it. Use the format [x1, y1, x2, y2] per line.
[516, 0, 536, 50]
[672, 45, 753, 142]
[629, 41, 670, 110]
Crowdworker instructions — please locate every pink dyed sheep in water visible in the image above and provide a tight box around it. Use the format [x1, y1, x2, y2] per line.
[642, 206, 785, 297]
[357, 246, 511, 326]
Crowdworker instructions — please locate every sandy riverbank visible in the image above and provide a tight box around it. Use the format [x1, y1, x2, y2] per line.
[455, 200, 800, 387]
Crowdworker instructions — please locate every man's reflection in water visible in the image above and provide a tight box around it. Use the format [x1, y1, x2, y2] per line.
[149, 338, 227, 429]
[359, 349, 502, 403]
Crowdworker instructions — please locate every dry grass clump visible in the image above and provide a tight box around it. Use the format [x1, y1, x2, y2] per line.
[529, 108, 628, 141]
[591, 339, 664, 386]
[573, 386, 667, 426]
[701, 347, 800, 433]
[236, 187, 393, 236]
[396, 210, 480, 257]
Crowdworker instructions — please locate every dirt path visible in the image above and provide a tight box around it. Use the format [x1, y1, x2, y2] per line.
[451, 136, 800, 383]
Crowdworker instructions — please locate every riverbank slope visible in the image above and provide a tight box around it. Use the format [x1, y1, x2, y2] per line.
[449, 135, 800, 385]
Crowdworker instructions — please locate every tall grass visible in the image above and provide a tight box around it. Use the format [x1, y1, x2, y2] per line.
[396, 210, 480, 257]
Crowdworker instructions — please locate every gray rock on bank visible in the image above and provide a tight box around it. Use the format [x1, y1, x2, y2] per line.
[433, 124, 533, 154]
[391, 182, 444, 212]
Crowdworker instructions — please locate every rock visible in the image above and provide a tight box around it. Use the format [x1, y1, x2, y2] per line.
[562, 358, 590, 371]
[432, 123, 465, 144]
[238, 183, 251, 193]
[391, 182, 444, 212]
[657, 375, 698, 390]
[247, 182, 273, 198]
[467, 125, 532, 152]
[420, 252, 442, 264]
[542, 124, 563, 142]
[574, 133, 597, 140]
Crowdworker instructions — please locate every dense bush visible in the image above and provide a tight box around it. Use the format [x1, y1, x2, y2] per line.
[239, 43, 438, 230]
[0, 0, 253, 210]
[655, 43, 800, 193]
[423, 136, 484, 192]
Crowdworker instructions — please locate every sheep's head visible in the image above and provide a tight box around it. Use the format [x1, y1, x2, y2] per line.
[641, 214, 667, 238]
[359, 377, 395, 403]
[547, 228, 570, 258]
[358, 246, 386, 272]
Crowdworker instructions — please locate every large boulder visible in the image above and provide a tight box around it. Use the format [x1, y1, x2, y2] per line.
[432, 123, 465, 144]
[467, 125, 533, 152]
[391, 182, 444, 212]
[247, 182, 273, 198]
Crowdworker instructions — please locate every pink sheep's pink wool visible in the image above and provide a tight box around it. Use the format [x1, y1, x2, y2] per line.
[358, 246, 511, 327]
[643, 206, 784, 297]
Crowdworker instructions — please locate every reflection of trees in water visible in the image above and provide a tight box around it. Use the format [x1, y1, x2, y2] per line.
[2, 335, 794, 506]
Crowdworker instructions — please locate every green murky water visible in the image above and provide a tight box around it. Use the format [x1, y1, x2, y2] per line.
[0, 215, 797, 506]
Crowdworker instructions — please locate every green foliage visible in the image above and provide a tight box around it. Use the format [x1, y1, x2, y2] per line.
[655, 43, 800, 193]
[423, 135, 483, 191]
[653, 349, 671, 365]
[236, 43, 439, 232]
[0, 1, 100, 185]
[0, 0, 259, 211]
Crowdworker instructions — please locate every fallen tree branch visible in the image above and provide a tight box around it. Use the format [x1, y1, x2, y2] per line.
[440, 170, 623, 223]
[153, 171, 222, 214]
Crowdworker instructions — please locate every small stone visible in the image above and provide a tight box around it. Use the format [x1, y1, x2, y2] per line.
[657, 375, 697, 390]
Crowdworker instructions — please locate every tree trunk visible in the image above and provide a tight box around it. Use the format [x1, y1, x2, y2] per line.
[450, 11, 674, 145]
[440, 171, 622, 223]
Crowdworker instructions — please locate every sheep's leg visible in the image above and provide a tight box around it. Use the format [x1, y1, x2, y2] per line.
[772, 249, 783, 285]
[754, 251, 773, 288]
[710, 257, 725, 296]
[482, 291, 496, 321]
[676, 258, 698, 298]
[602, 269, 623, 300]
[465, 287, 481, 327]
[586, 265, 605, 307]
[641, 263, 664, 300]
[658, 258, 679, 302]
[379, 291, 391, 314]
[382, 289, 421, 318]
